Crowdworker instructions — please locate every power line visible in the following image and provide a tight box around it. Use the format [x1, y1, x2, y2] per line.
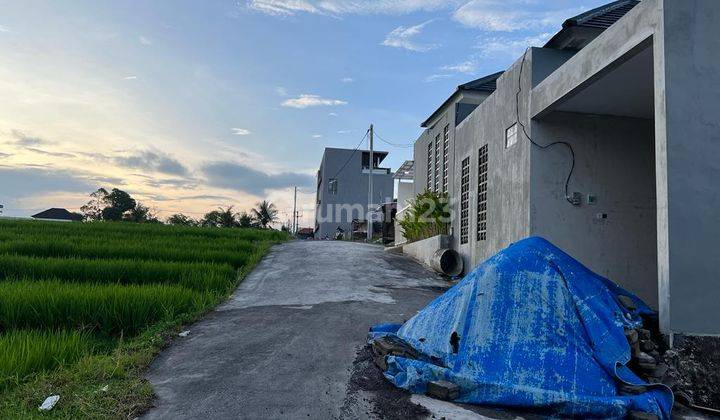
[331, 129, 369, 179]
[373, 131, 415, 148]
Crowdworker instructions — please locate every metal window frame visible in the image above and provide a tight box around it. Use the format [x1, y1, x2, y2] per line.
[328, 178, 338, 195]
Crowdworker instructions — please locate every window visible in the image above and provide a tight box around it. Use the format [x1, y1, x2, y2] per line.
[427, 141, 433, 190]
[442, 125, 449, 193]
[505, 123, 518, 148]
[477, 144, 488, 241]
[328, 178, 338, 195]
[460, 156, 470, 244]
[434, 134, 441, 192]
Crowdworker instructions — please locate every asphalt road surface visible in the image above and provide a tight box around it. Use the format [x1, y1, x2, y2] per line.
[144, 240, 453, 419]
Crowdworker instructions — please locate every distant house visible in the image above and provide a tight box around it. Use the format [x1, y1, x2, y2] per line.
[31, 208, 83, 222]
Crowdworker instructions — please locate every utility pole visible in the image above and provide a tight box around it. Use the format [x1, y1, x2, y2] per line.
[292, 186, 297, 234]
[367, 124, 374, 242]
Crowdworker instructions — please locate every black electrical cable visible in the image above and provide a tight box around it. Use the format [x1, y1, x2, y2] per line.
[331, 129, 370, 179]
[516, 48, 577, 205]
[373, 131, 415, 148]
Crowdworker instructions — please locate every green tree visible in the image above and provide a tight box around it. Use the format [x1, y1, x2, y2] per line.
[237, 211, 255, 228]
[81, 188, 149, 222]
[202, 207, 238, 228]
[124, 203, 159, 223]
[80, 188, 109, 221]
[167, 213, 197, 226]
[251, 200, 278, 229]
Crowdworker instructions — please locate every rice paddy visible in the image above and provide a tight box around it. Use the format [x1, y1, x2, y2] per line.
[0, 219, 285, 417]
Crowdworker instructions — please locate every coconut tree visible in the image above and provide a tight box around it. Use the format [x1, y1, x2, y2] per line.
[251, 200, 278, 229]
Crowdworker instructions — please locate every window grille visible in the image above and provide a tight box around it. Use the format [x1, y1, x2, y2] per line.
[460, 156, 470, 244]
[477, 145, 488, 241]
[427, 141, 433, 190]
[442, 125, 449, 193]
[434, 134, 441, 192]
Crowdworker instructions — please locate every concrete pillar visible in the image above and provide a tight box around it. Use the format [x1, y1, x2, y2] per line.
[654, 0, 720, 335]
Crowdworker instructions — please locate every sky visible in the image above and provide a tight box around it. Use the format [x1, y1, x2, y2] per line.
[0, 0, 608, 227]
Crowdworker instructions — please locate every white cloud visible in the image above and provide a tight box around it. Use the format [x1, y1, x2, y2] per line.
[139, 36, 152, 45]
[328, 112, 338, 117]
[340, 77, 354, 83]
[281, 94, 347, 109]
[424, 74, 453, 83]
[337, 130, 351, 134]
[248, 0, 319, 16]
[0, 25, 10, 33]
[453, 1, 582, 32]
[424, 31, 550, 83]
[441, 60, 476, 74]
[232, 128, 252, 135]
[275, 86, 288, 96]
[248, 0, 458, 16]
[382, 20, 438, 52]
[476, 32, 553, 57]
[312, 134, 323, 138]
[123, 75, 138, 80]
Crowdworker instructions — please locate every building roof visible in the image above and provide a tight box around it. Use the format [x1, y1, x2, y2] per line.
[545, 0, 640, 50]
[564, 0, 639, 29]
[457, 72, 504, 93]
[31, 208, 83, 221]
[393, 160, 415, 180]
[324, 147, 389, 163]
[421, 71, 504, 128]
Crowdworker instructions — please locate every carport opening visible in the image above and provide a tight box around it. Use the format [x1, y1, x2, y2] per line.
[532, 42, 659, 309]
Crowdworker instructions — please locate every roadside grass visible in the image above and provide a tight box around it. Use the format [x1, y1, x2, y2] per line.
[0, 330, 98, 389]
[0, 281, 209, 335]
[0, 255, 237, 292]
[0, 219, 281, 419]
[0, 239, 254, 267]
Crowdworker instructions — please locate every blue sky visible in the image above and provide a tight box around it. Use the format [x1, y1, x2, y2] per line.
[0, 0, 608, 225]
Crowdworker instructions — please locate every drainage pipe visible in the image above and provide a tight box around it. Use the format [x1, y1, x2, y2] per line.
[430, 248, 463, 277]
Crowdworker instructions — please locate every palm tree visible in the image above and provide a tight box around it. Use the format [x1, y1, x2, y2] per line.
[251, 200, 278, 229]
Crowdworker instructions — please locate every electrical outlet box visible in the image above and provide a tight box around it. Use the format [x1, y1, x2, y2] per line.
[571, 192, 582, 206]
[587, 194, 597, 205]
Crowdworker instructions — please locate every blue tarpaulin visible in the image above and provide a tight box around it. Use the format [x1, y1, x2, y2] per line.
[370, 237, 672, 418]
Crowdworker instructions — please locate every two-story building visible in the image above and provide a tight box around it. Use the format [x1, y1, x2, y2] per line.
[315, 147, 394, 239]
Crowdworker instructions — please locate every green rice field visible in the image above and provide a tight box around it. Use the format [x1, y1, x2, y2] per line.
[0, 219, 286, 418]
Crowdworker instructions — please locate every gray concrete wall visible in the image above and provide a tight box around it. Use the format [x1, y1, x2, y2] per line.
[412, 92, 492, 200]
[654, 0, 720, 334]
[315, 148, 394, 239]
[530, 113, 658, 308]
[402, 234, 451, 268]
[413, 130, 433, 196]
[413, 112, 453, 197]
[443, 48, 579, 273]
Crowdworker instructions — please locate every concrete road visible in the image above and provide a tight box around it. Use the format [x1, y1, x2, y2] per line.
[144, 240, 452, 419]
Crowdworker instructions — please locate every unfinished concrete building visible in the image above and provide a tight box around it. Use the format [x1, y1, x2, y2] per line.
[411, 0, 720, 336]
[315, 147, 394, 239]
